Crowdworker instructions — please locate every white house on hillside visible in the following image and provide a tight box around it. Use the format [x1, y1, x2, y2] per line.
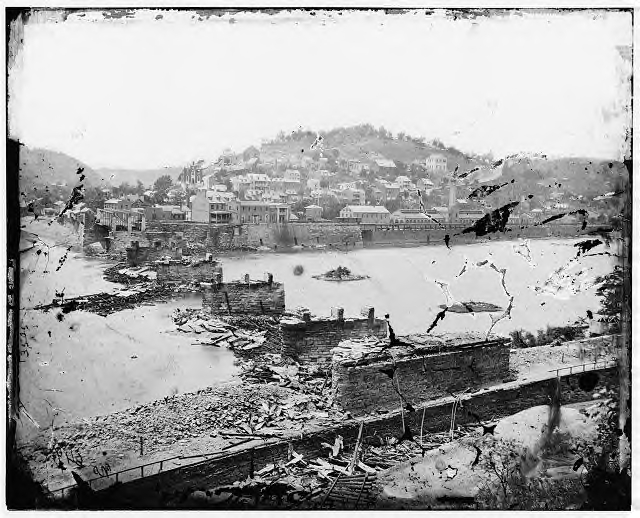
[395, 175, 412, 189]
[425, 153, 447, 173]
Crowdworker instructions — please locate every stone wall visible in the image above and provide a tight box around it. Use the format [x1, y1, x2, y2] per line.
[144, 222, 248, 255]
[103, 221, 363, 256]
[156, 260, 221, 284]
[202, 273, 285, 316]
[281, 307, 388, 364]
[86, 219, 595, 258]
[99, 366, 617, 508]
[104, 222, 247, 259]
[245, 222, 363, 248]
[83, 222, 111, 248]
[331, 335, 511, 416]
[361, 224, 590, 248]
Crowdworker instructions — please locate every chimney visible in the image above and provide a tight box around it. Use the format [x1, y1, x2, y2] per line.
[361, 306, 375, 325]
[331, 307, 345, 322]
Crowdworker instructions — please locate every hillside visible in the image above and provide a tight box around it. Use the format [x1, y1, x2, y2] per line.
[94, 167, 182, 188]
[257, 125, 627, 205]
[18, 147, 102, 192]
[259, 125, 485, 177]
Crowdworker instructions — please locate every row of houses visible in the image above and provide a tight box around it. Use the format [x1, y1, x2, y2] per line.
[183, 152, 449, 187]
[190, 189, 291, 224]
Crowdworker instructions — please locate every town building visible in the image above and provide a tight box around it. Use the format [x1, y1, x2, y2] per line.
[246, 173, 271, 192]
[179, 165, 204, 185]
[417, 178, 435, 191]
[395, 175, 412, 190]
[104, 198, 134, 212]
[425, 153, 448, 173]
[284, 169, 301, 182]
[451, 207, 485, 224]
[377, 180, 400, 201]
[228, 200, 291, 224]
[347, 159, 368, 175]
[427, 206, 450, 222]
[338, 205, 391, 224]
[390, 209, 433, 224]
[202, 174, 214, 189]
[230, 175, 251, 193]
[269, 178, 286, 193]
[191, 190, 234, 224]
[372, 158, 397, 176]
[144, 205, 186, 221]
[337, 187, 366, 205]
[305, 205, 323, 221]
[283, 190, 301, 203]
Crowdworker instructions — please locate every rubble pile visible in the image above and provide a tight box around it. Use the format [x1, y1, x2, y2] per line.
[29, 383, 345, 473]
[104, 263, 157, 284]
[181, 423, 469, 509]
[172, 309, 282, 355]
[158, 255, 215, 267]
[171, 308, 337, 400]
[36, 284, 186, 317]
[184, 434, 384, 509]
[171, 308, 337, 417]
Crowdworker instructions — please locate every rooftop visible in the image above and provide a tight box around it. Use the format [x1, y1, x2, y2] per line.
[375, 158, 396, 168]
[343, 205, 390, 214]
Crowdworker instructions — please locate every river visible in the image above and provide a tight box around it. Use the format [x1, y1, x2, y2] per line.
[220, 238, 616, 335]
[17, 231, 616, 440]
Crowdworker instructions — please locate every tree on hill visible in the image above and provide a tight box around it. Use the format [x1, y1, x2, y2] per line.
[170, 189, 187, 207]
[323, 201, 345, 220]
[153, 174, 173, 204]
[154, 174, 173, 192]
[377, 126, 392, 139]
[384, 198, 402, 214]
[84, 186, 107, 211]
[242, 145, 260, 161]
[111, 181, 136, 198]
[431, 138, 445, 149]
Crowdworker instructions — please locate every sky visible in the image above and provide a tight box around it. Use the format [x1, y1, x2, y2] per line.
[8, 9, 633, 170]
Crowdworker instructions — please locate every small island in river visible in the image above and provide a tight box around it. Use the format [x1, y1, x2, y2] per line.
[312, 266, 370, 282]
